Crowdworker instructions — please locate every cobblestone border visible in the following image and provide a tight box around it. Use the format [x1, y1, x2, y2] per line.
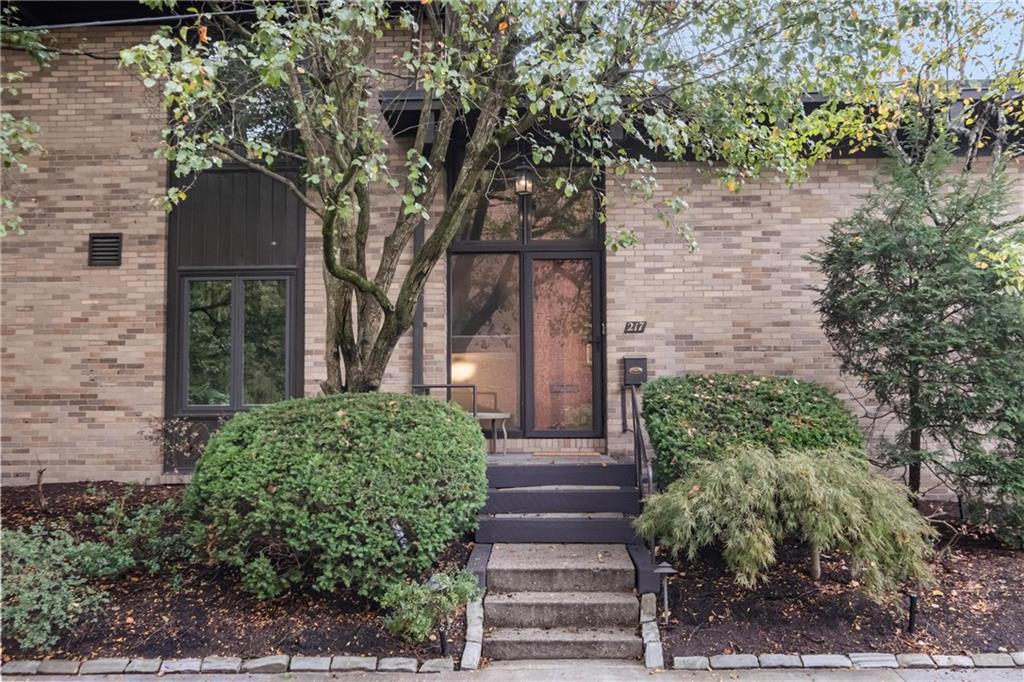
[672, 651, 1024, 670]
[3, 601, 492, 676]
[460, 599, 484, 671]
[639, 593, 664, 669]
[0, 654, 455, 676]
[4, 648, 1020, 674]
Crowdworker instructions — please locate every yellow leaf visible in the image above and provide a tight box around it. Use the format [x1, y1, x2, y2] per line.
[498, 20, 509, 33]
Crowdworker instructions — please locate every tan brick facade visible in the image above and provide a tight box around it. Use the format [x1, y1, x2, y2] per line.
[604, 159, 1024, 455]
[5, 28, 1020, 484]
[2, 29, 169, 483]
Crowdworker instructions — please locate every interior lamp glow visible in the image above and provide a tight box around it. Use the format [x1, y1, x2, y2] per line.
[451, 359, 477, 383]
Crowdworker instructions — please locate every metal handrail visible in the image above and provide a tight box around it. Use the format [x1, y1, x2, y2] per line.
[624, 384, 657, 564]
[625, 384, 656, 504]
[412, 383, 478, 416]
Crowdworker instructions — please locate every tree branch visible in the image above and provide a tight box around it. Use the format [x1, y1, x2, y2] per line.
[211, 143, 323, 218]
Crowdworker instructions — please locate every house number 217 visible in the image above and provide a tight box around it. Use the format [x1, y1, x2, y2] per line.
[624, 321, 647, 334]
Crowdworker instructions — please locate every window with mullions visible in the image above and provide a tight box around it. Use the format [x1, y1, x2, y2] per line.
[458, 165, 600, 243]
[184, 276, 289, 410]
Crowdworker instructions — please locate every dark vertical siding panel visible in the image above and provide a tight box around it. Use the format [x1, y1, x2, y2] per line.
[231, 172, 246, 266]
[272, 178, 287, 267]
[203, 173, 217, 266]
[258, 173, 273, 265]
[219, 173, 233, 265]
[243, 173, 257, 265]
[283, 176, 299, 265]
[171, 167, 302, 269]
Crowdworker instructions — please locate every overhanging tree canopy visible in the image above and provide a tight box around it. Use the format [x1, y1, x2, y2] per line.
[119, 0, 1014, 391]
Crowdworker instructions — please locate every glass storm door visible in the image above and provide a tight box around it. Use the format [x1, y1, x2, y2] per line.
[525, 254, 600, 435]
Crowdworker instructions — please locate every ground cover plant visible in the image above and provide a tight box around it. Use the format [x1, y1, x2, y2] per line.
[184, 393, 487, 601]
[641, 374, 864, 484]
[0, 484, 477, 660]
[380, 569, 482, 643]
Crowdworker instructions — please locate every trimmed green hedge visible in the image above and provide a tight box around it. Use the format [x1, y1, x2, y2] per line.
[642, 374, 864, 483]
[183, 393, 487, 599]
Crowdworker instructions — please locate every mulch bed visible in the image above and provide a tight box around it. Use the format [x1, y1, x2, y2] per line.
[1, 482, 470, 661]
[662, 537, 1024, 658]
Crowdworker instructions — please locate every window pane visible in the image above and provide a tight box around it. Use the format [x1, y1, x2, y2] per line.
[450, 254, 520, 428]
[187, 280, 232, 406]
[244, 279, 287, 404]
[530, 167, 596, 240]
[459, 167, 520, 241]
[531, 259, 594, 431]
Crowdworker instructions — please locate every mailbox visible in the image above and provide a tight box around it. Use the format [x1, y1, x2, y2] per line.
[623, 356, 648, 385]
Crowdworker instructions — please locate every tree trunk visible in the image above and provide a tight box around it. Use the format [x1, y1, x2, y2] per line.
[907, 375, 923, 502]
[35, 467, 47, 511]
[908, 428, 922, 498]
[809, 544, 821, 581]
[321, 266, 346, 394]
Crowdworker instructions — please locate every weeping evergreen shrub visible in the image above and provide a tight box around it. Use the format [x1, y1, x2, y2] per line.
[635, 447, 935, 597]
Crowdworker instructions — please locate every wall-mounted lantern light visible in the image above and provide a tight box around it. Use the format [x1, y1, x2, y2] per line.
[513, 159, 535, 196]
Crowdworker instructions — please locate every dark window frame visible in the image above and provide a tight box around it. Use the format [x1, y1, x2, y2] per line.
[178, 269, 297, 416]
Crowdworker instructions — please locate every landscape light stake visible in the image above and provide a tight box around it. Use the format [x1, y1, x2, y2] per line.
[438, 623, 449, 657]
[654, 562, 677, 626]
[906, 592, 918, 633]
[426, 575, 449, 656]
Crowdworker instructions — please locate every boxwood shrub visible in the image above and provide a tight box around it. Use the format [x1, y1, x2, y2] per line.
[183, 393, 487, 600]
[643, 373, 864, 483]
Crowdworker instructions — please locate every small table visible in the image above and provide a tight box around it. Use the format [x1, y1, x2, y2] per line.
[475, 412, 510, 455]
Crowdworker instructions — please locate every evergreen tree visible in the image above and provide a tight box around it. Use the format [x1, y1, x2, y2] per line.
[814, 125, 1024, 542]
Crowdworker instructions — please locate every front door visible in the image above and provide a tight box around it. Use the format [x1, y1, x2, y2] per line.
[448, 164, 604, 439]
[525, 254, 600, 435]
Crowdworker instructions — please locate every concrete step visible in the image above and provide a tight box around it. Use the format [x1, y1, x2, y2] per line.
[483, 486, 641, 514]
[487, 544, 635, 593]
[484, 627, 643, 660]
[477, 513, 640, 543]
[485, 591, 638, 628]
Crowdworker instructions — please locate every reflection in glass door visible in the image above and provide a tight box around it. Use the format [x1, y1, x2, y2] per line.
[527, 257, 596, 434]
[449, 254, 521, 427]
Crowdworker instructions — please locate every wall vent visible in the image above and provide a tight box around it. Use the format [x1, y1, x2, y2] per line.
[88, 233, 123, 267]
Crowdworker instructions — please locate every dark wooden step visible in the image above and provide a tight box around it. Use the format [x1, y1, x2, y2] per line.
[486, 463, 636, 488]
[482, 487, 640, 515]
[476, 514, 640, 543]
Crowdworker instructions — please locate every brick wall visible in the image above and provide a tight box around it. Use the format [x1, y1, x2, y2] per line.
[1, 29, 168, 483]
[605, 158, 1024, 456]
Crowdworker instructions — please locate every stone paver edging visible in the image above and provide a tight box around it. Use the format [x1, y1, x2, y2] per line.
[1, 654, 456, 676]
[460, 598, 484, 671]
[639, 593, 665, 669]
[670, 651, 1024, 671]
[4, 648, 1021, 675]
